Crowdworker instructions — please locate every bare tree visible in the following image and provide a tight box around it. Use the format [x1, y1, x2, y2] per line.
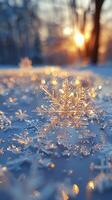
[69, 0, 106, 64]
[90, 0, 105, 64]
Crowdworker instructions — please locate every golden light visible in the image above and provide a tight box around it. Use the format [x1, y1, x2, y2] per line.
[89, 88, 96, 98]
[72, 184, 80, 195]
[51, 79, 57, 86]
[85, 32, 90, 41]
[63, 27, 73, 36]
[49, 163, 55, 168]
[74, 31, 85, 48]
[87, 180, 95, 190]
[41, 79, 46, 85]
[75, 79, 81, 86]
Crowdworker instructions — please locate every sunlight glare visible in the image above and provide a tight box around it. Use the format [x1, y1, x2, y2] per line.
[63, 27, 73, 36]
[74, 31, 85, 48]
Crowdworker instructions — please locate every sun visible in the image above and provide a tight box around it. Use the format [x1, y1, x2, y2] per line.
[74, 31, 85, 48]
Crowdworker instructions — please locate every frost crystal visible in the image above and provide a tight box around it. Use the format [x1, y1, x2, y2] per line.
[37, 78, 96, 135]
[15, 109, 28, 121]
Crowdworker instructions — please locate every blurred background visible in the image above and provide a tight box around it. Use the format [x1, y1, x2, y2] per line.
[0, 0, 112, 66]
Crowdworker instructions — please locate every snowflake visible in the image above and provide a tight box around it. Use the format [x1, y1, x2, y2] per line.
[13, 130, 33, 147]
[15, 109, 28, 121]
[37, 78, 97, 137]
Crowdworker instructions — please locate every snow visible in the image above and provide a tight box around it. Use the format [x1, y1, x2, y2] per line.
[0, 64, 112, 200]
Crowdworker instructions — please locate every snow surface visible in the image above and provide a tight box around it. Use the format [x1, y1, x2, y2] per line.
[0, 65, 112, 200]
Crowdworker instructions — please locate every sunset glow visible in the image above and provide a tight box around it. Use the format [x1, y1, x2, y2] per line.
[85, 31, 91, 41]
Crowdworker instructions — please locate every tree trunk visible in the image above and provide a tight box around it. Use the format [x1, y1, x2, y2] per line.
[90, 0, 105, 64]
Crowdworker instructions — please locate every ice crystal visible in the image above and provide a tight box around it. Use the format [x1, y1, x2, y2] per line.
[37, 78, 97, 136]
[13, 130, 32, 146]
[7, 145, 21, 154]
[0, 111, 11, 130]
[15, 109, 28, 121]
